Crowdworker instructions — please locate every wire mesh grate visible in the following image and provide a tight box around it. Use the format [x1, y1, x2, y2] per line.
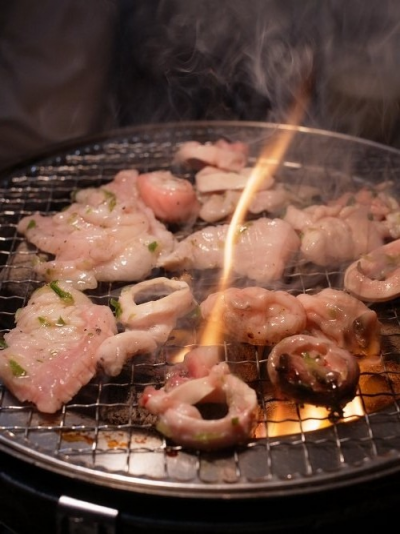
[1, 122, 400, 498]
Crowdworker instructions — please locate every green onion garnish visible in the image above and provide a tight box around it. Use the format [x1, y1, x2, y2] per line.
[49, 281, 74, 305]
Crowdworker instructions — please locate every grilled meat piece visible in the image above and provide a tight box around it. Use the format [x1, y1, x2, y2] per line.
[267, 334, 360, 413]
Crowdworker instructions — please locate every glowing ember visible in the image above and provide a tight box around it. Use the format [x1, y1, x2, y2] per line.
[257, 394, 365, 438]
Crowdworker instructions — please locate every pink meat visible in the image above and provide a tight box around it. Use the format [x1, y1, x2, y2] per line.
[297, 288, 381, 357]
[141, 359, 258, 450]
[158, 217, 300, 285]
[200, 287, 307, 345]
[344, 238, 400, 302]
[173, 139, 248, 172]
[137, 170, 200, 224]
[17, 170, 177, 289]
[0, 281, 117, 413]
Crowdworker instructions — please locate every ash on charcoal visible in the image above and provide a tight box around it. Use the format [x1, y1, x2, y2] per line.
[99, 360, 166, 425]
[100, 388, 158, 427]
[224, 341, 265, 384]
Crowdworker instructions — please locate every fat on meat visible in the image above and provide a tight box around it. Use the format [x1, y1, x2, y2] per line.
[284, 202, 385, 267]
[0, 281, 117, 413]
[173, 139, 248, 172]
[97, 277, 197, 376]
[195, 166, 273, 193]
[158, 217, 300, 285]
[200, 286, 307, 345]
[300, 216, 355, 267]
[141, 349, 258, 451]
[297, 288, 381, 357]
[339, 205, 386, 257]
[17, 170, 177, 289]
[198, 184, 289, 223]
[329, 186, 399, 220]
[198, 190, 242, 223]
[344, 238, 400, 302]
[137, 170, 200, 224]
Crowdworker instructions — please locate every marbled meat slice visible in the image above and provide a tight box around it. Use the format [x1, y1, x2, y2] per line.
[17, 170, 177, 289]
[158, 217, 300, 285]
[0, 281, 117, 413]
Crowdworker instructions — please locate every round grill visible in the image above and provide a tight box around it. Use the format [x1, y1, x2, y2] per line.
[1, 121, 400, 499]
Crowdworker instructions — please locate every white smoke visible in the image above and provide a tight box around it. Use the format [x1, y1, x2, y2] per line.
[117, 0, 400, 145]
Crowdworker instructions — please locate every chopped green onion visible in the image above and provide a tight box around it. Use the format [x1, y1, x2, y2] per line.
[110, 298, 122, 319]
[148, 241, 158, 252]
[0, 338, 8, 349]
[27, 219, 36, 230]
[9, 359, 27, 377]
[103, 189, 117, 211]
[49, 281, 74, 305]
[38, 316, 52, 326]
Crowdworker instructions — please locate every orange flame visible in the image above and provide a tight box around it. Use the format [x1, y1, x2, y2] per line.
[200, 83, 310, 346]
[258, 394, 365, 438]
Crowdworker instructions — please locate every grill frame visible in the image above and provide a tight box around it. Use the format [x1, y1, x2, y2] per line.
[1, 120, 400, 500]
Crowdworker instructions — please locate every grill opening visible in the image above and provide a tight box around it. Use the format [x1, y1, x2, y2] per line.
[1, 121, 400, 499]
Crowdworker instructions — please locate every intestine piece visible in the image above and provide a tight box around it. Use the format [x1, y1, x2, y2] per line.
[137, 170, 200, 224]
[200, 286, 307, 346]
[97, 277, 197, 376]
[267, 334, 360, 412]
[297, 288, 382, 357]
[173, 139, 248, 172]
[159, 217, 300, 285]
[344, 238, 400, 302]
[141, 351, 258, 450]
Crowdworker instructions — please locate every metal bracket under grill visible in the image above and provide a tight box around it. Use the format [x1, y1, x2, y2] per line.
[57, 496, 118, 534]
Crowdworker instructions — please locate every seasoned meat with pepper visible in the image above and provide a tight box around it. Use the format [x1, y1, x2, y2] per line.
[0, 281, 117, 413]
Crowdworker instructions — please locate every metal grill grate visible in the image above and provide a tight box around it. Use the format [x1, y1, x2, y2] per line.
[1, 121, 400, 499]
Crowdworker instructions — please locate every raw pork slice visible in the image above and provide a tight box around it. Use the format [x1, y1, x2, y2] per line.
[0, 281, 117, 413]
[158, 217, 300, 286]
[17, 170, 177, 289]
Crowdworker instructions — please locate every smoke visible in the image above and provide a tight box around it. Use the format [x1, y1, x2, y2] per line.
[115, 0, 400, 146]
[115, 0, 316, 125]
[315, 0, 400, 144]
